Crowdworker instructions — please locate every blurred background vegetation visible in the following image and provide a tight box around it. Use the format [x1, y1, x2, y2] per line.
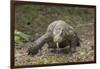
[15, 4, 95, 46]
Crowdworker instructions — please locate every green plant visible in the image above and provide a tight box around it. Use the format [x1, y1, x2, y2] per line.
[15, 30, 29, 46]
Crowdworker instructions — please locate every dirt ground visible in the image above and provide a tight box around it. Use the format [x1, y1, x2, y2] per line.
[14, 22, 95, 66]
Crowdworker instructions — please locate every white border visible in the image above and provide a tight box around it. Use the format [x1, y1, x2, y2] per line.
[19, 0, 96, 5]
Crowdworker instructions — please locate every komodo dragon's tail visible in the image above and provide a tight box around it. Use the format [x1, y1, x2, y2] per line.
[27, 33, 50, 56]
